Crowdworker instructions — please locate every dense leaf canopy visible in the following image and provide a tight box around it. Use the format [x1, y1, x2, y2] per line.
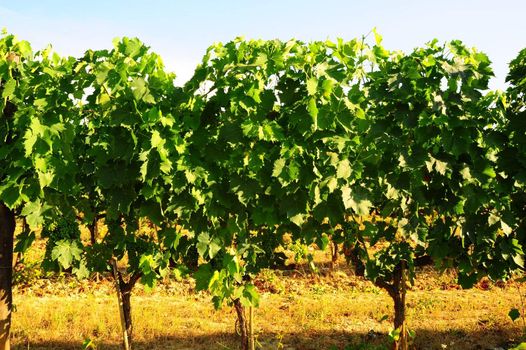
[1, 30, 525, 317]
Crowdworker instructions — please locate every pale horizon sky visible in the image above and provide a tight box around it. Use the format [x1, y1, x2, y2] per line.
[1, 1, 524, 88]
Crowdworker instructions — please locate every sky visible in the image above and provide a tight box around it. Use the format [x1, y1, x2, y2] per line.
[0, 0, 524, 88]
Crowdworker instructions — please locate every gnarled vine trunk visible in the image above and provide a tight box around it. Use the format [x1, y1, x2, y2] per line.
[388, 262, 408, 350]
[330, 241, 339, 269]
[121, 285, 133, 342]
[111, 259, 141, 350]
[233, 298, 249, 350]
[88, 217, 98, 246]
[0, 203, 14, 350]
[0, 72, 18, 350]
[347, 244, 414, 350]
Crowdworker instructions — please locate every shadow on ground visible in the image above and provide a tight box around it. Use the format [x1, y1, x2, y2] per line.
[12, 327, 523, 350]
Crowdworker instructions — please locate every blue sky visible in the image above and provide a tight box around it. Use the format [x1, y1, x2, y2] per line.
[1, 1, 524, 88]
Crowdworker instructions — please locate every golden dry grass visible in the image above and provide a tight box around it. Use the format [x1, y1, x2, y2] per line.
[10, 225, 526, 350]
[9, 257, 526, 350]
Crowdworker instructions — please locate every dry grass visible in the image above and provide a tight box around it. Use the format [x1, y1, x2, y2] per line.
[9, 251, 526, 350]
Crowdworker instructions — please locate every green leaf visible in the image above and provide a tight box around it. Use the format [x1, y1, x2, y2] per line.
[509, 308, 521, 322]
[408, 329, 416, 339]
[513, 254, 525, 269]
[197, 232, 210, 258]
[488, 213, 500, 226]
[82, 338, 96, 350]
[422, 55, 436, 67]
[144, 107, 161, 123]
[342, 186, 371, 216]
[209, 239, 222, 259]
[225, 255, 240, 277]
[151, 130, 165, 149]
[131, 77, 149, 102]
[336, 159, 351, 179]
[290, 213, 305, 227]
[453, 199, 465, 215]
[14, 231, 35, 254]
[0, 185, 21, 208]
[373, 46, 389, 59]
[457, 272, 477, 288]
[482, 166, 496, 178]
[240, 284, 260, 307]
[307, 98, 318, 130]
[2, 78, 16, 99]
[306, 77, 318, 96]
[163, 228, 181, 250]
[21, 201, 49, 229]
[194, 264, 213, 291]
[262, 121, 285, 141]
[317, 234, 330, 250]
[434, 159, 447, 175]
[23, 132, 38, 157]
[355, 107, 365, 120]
[97, 93, 110, 107]
[38, 171, 54, 189]
[16, 40, 32, 58]
[73, 260, 90, 279]
[139, 202, 163, 226]
[388, 327, 401, 341]
[208, 270, 221, 292]
[139, 254, 157, 275]
[501, 220, 513, 236]
[51, 240, 83, 270]
[321, 79, 334, 97]
[326, 177, 338, 193]
[141, 272, 157, 291]
[272, 158, 286, 178]
[372, 27, 383, 45]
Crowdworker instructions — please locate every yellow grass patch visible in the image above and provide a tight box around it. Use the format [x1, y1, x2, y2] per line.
[10, 267, 525, 350]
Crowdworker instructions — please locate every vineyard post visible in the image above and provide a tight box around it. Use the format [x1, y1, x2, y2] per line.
[249, 306, 255, 350]
[111, 259, 131, 350]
